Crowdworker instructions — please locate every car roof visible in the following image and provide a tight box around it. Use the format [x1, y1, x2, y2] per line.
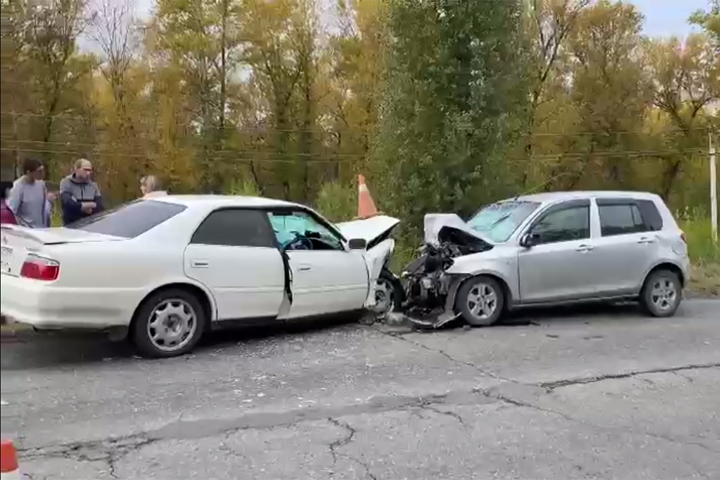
[507, 190, 660, 204]
[149, 194, 303, 209]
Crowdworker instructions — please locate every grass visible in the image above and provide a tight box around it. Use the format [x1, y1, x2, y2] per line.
[680, 214, 720, 297]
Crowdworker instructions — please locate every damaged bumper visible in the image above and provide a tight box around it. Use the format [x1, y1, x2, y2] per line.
[391, 274, 468, 329]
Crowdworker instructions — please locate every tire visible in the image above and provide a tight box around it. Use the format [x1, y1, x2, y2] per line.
[639, 269, 682, 318]
[455, 275, 505, 326]
[375, 268, 404, 319]
[132, 288, 207, 358]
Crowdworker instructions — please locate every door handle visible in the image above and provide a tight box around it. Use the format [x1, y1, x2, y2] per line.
[190, 260, 209, 268]
[637, 237, 655, 244]
[576, 245, 594, 252]
[297, 264, 312, 272]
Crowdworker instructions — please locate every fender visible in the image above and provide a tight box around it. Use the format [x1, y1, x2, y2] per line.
[361, 238, 395, 307]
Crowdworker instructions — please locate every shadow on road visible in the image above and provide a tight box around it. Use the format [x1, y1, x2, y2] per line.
[1, 302, 647, 370]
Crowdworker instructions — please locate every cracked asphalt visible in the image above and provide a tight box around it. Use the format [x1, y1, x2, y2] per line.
[1, 299, 719, 480]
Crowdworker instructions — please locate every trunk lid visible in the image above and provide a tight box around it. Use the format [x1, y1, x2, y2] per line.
[1, 225, 122, 277]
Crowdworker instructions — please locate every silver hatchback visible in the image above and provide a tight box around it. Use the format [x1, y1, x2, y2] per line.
[401, 191, 691, 327]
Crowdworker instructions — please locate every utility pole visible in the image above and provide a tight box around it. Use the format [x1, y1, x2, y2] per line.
[710, 131, 717, 243]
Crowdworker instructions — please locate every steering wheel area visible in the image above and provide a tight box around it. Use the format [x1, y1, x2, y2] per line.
[285, 231, 313, 250]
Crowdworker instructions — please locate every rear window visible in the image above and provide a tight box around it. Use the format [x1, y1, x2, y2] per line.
[66, 200, 187, 238]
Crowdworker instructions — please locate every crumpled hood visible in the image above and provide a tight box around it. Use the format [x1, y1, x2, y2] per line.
[335, 215, 401, 243]
[423, 213, 495, 246]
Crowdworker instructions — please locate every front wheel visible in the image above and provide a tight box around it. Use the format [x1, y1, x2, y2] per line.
[374, 268, 404, 320]
[639, 269, 682, 317]
[455, 276, 505, 326]
[132, 289, 207, 358]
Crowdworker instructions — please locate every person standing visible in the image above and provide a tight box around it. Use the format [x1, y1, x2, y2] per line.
[140, 175, 167, 198]
[59, 158, 104, 225]
[6, 158, 54, 228]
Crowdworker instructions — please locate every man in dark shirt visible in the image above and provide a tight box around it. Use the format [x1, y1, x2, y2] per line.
[59, 158, 104, 225]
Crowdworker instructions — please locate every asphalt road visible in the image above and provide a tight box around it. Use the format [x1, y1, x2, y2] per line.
[2, 300, 719, 480]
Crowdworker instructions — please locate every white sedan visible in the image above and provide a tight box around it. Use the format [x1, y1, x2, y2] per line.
[1, 195, 400, 357]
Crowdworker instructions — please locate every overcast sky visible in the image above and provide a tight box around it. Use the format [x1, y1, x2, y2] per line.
[86, 0, 709, 52]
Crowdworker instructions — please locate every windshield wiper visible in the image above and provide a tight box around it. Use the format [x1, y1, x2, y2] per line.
[488, 213, 512, 229]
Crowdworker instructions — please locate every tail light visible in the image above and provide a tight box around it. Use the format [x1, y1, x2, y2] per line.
[20, 254, 60, 281]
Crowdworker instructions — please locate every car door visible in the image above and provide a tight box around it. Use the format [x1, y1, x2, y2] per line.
[266, 208, 369, 319]
[184, 208, 286, 321]
[517, 199, 600, 303]
[591, 198, 661, 295]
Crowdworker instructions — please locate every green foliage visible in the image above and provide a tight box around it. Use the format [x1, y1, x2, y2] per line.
[227, 179, 260, 197]
[678, 208, 720, 263]
[371, 0, 532, 232]
[690, 0, 720, 48]
[314, 181, 356, 223]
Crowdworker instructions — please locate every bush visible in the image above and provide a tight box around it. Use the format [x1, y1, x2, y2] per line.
[677, 209, 719, 263]
[315, 181, 357, 222]
[228, 179, 260, 197]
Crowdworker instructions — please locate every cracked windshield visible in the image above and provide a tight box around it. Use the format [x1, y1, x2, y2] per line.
[1, 0, 718, 479]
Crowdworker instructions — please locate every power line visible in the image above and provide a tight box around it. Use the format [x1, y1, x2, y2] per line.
[0, 111, 713, 137]
[0, 146, 709, 163]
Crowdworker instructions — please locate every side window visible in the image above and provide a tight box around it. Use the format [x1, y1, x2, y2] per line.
[636, 200, 663, 231]
[268, 210, 344, 251]
[191, 209, 275, 248]
[598, 203, 649, 236]
[529, 205, 590, 245]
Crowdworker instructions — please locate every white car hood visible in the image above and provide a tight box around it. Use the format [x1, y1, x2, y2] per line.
[335, 215, 400, 244]
[423, 213, 495, 246]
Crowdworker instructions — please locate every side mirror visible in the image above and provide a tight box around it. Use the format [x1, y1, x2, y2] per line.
[348, 238, 367, 250]
[519, 233, 537, 248]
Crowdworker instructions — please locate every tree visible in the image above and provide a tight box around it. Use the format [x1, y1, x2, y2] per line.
[328, 0, 389, 172]
[152, 0, 243, 191]
[690, 0, 719, 51]
[520, 0, 590, 186]
[372, 0, 531, 230]
[242, 0, 321, 200]
[546, 0, 651, 190]
[21, 0, 90, 175]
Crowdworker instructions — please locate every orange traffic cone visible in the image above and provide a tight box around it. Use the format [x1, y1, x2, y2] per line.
[357, 174, 379, 219]
[1, 440, 21, 480]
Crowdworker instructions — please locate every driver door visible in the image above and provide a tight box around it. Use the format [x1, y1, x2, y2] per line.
[517, 199, 601, 303]
[266, 209, 369, 319]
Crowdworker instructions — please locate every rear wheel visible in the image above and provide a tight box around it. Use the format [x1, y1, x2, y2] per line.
[639, 269, 682, 317]
[455, 276, 505, 326]
[132, 289, 207, 358]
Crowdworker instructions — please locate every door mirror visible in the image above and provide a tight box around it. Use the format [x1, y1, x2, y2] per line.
[348, 238, 367, 250]
[519, 232, 538, 248]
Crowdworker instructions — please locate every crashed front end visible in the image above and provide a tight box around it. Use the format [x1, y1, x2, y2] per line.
[391, 214, 495, 329]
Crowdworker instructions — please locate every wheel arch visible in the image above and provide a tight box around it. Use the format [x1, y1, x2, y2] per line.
[130, 282, 215, 334]
[452, 271, 513, 312]
[642, 262, 686, 288]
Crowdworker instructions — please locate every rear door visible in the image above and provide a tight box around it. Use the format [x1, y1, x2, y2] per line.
[591, 198, 661, 295]
[184, 208, 285, 321]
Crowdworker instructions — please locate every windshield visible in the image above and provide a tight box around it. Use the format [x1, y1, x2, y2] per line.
[66, 200, 187, 238]
[467, 200, 541, 242]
